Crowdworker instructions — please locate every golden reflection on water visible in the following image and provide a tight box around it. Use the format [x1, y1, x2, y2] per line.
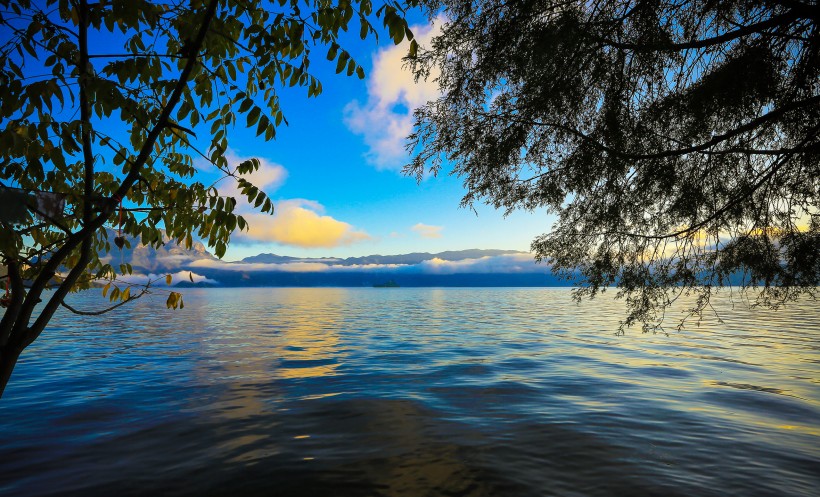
[188, 288, 349, 382]
[6, 287, 818, 496]
[178, 289, 350, 461]
[565, 291, 820, 442]
[270, 288, 346, 380]
[133, 288, 820, 469]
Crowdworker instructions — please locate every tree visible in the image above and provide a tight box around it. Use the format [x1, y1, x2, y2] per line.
[0, 0, 418, 397]
[406, 0, 819, 329]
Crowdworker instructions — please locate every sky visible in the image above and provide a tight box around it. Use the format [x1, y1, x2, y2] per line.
[1, 6, 555, 263]
[189, 13, 555, 261]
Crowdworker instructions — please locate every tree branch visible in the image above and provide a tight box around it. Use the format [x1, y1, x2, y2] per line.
[14, 0, 96, 349]
[88, 53, 186, 59]
[22, 0, 220, 346]
[587, 129, 819, 241]
[60, 288, 148, 316]
[592, 10, 802, 52]
[0, 259, 25, 347]
[512, 94, 820, 160]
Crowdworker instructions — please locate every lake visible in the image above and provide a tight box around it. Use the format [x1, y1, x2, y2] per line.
[1, 288, 818, 496]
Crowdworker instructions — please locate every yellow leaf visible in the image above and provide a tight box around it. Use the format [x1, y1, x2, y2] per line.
[166, 274, 172, 285]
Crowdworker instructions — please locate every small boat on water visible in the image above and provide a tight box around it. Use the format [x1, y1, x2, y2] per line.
[373, 280, 399, 288]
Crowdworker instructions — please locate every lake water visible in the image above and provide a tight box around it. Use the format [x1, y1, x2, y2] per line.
[1, 288, 818, 496]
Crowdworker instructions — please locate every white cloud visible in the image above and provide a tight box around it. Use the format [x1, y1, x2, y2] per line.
[189, 258, 404, 272]
[188, 253, 539, 275]
[190, 259, 334, 272]
[217, 150, 288, 208]
[116, 271, 219, 286]
[411, 223, 443, 239]
[415, 254, 540, 274]
[344, 18, 443, 169]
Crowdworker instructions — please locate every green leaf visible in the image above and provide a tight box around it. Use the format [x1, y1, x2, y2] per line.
[247, 106, 261, 126]
[326, 43, 339, 61]
[409, 39, 418, 59]
[336, 51, 349, 74]
[0, 0, 421, 354]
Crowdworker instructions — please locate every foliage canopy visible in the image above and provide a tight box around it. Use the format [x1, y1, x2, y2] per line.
[0, 0, 416, 396]
[407, 0, 820, 328]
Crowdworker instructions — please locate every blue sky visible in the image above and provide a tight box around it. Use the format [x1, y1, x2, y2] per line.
[196, 14, 555, 261]
[2, 7, 554, 262]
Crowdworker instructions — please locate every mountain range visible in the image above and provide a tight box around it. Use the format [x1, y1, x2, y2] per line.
[103, 232, 568, 287]
[241, 249, 524, 266]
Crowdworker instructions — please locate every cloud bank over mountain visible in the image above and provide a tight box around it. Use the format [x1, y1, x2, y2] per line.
[100, 234, 564, 287]
[189, 252, 536, 275]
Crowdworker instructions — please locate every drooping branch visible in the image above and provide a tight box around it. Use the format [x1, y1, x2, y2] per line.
[500, 94, 820, 161]
[109, 0, 220, 203]
[60, 288, 148, 316]
[585, 126, 820, 241]
[590, 10, 802, 52]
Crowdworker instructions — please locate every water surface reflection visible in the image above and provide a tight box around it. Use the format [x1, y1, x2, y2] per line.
[1, 288, 818, 496]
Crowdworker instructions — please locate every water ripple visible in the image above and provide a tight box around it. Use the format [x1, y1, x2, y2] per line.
[1, 288, 818, 496]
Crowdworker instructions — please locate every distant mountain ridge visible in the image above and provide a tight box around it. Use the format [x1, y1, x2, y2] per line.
[102, 234, 559, 286]
[242, 249, 526, 266]
[107, 233, 528, 270]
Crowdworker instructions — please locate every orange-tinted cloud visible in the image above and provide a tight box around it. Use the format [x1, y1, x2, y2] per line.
[411, 222, 443, 239]
[238, 199, 371, 248]
[214, 152, 371, 249]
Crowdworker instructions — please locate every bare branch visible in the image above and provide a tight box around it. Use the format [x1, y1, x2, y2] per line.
[60, 288, 148, 316]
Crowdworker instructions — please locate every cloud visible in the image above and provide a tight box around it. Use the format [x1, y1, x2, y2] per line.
[188, 253, 540, 275]
[116, 271, 219, 286]
[237, 199, 372, 248]
[415, 254, 539, 274]
[215, 151, 371, 249]
[217, 151, 288, 207]
[190, 259, 336, 272]
[189, 258, 404, 272]
[411, 223, 443, 239]
[344, 18, 443, 169]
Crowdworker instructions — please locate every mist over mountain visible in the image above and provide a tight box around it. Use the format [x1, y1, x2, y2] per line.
[105, 233, 565, 287]
[99, 229, 216, 273]
[242, 249, 525, 266]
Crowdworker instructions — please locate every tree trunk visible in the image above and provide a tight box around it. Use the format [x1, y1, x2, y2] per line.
[0, 344, 23, 398]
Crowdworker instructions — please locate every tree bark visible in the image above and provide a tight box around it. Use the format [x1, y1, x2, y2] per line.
[0, 344, 23, 398]
[0, 0, 221, 400]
